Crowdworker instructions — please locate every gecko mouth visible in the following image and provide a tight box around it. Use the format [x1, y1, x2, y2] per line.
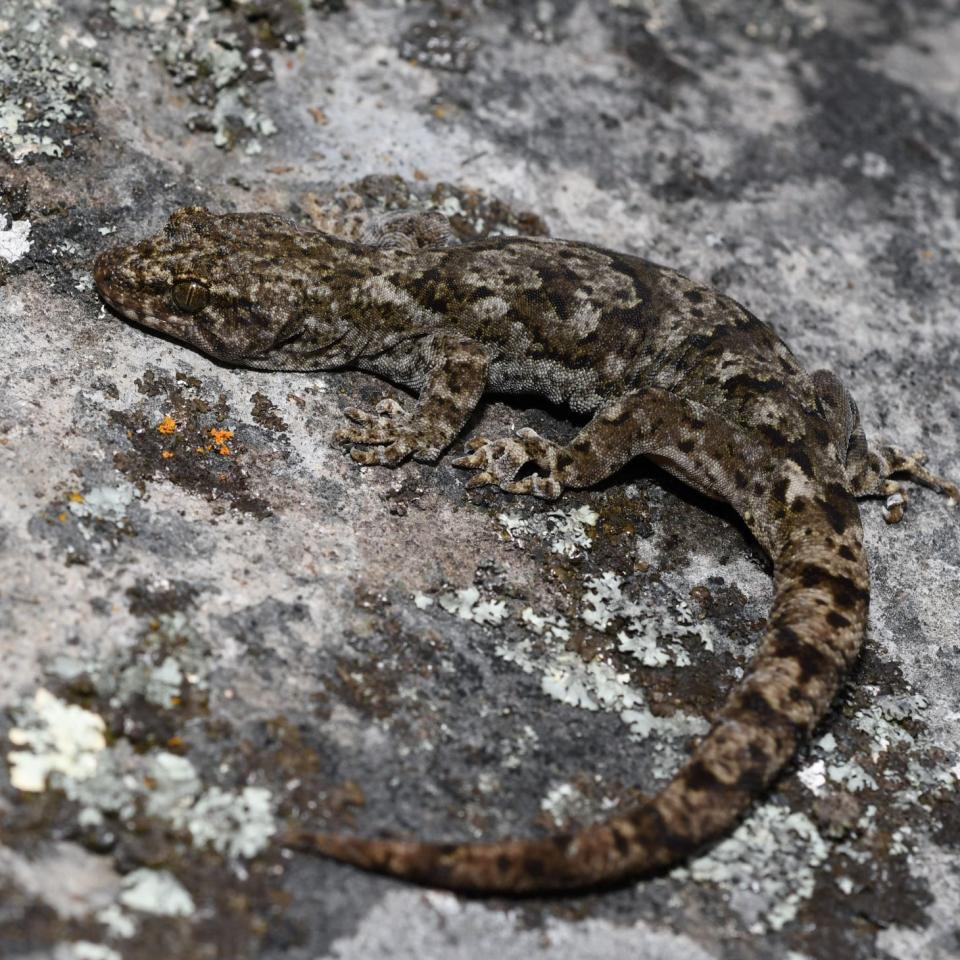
[93, 250, 143, 322]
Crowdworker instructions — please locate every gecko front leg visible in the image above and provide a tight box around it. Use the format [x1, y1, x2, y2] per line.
[335, 332, 490, 466]
[811, 369, 960, 522]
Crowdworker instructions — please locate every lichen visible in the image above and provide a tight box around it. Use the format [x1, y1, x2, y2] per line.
[681, 801, 830, 932]
[0, 2, 106, 161]
[185, 786, 276, 859]
[438, 585, 508, 625]
[7, 689, 107, 792]
[582, 571, 711, 668]
[0, 213, 31, 262]
[118, 868, 195, 917]
[497, 505, 598, 557]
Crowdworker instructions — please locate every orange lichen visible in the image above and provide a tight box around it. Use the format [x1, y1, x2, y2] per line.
[67, 491, 84, 503]
[209, 427, 234, 456]
[157, 416, 177, 435]
[161, 450, 174, 460]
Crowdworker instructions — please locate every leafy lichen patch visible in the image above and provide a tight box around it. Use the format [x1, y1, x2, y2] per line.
[7, 689, 107, 793]
[680, 801, 830, 933]
[0, 1, 107, 162]
[117, 868, 195, 917]
[103, 0, 345, 153]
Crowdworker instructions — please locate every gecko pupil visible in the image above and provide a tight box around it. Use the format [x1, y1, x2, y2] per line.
[172, 279, 209, 313]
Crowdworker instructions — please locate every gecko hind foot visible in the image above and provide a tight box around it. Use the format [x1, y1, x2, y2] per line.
[868, 446, 959, 524]
[452, 428, 566, 499]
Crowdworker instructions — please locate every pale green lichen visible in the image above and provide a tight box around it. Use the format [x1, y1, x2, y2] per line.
[438, 585, 508, 625]
[853, 694, 925, 760]
[5, 686, 276, 861]
[186, 786, 276, 858]
[826, 759, 879, 793]
[95, 903, 137, 939]
[681, 801, 829, 932]
[67, 483, 137, 523]
[118, 868, 195, 917]
[93, 611, 211, 708]
[497, 505, 598, 557]
[520, 606, 570, 641]
[582, 571, 710, 668]
[0, 2, 106, 162]
[797, 758, 827, 795]
[544, 505, 599, 557]
[7, 689, 107, 792]
[107, 0, 281, 152]
[143, 656, 184, 707]
[143, 752, 202, 821]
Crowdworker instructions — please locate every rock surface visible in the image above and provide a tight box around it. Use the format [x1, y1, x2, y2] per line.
[1, 2, 959, 958]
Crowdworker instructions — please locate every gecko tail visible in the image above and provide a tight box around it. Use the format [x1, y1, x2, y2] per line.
[286, 500, 869, 894]
[283, 811, 689, 894]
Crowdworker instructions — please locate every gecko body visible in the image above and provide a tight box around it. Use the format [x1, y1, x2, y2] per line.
[93, 206, 958, 893]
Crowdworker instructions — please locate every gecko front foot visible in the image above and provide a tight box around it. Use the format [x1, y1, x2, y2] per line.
[452, 428, 567, 499]
[334, 398, 439, 466]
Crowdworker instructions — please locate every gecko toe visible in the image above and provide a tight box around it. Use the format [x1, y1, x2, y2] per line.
[466, 470, 498, 489]
[349, 446, 379, 465]
[375, 398, 405, 418]
[501, 476, 563, 499]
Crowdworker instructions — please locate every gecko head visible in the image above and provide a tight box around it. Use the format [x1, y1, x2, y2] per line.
[93, 206, 363, 369]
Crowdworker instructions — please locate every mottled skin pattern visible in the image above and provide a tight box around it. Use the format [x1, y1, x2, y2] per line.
[93, 206, 959, 894]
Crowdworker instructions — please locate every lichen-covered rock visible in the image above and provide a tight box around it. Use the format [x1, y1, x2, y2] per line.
[2, 1, 958, 957]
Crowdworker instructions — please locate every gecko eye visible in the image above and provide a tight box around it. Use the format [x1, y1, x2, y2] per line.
[172, 279, 209, 313]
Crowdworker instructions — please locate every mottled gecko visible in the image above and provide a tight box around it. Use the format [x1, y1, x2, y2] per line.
[93, 206, 958, 894]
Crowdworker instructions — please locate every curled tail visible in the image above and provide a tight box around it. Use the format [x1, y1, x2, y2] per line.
[286, 499, 868, 893]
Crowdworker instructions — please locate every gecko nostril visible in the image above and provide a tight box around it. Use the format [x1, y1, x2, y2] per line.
[92, 251, 115, 292]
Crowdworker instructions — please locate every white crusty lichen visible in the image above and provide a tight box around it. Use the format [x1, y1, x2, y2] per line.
[93, 611, 210, 708]
[520, 607, 571, 641]
[0, 213, 31, 263]
[185, 786, 277, 858]
[544, 505, 599, 557]
[497, 504, 598, 557]
[797, 758, 827, 795]
[680, 800, 829, 932]
[67, 483, 137, 523]
[5, 688, 276, 860]
[7, 688, 107, 792]
[582, 571, 711, 668]
[438, 585, 508, 625]
[118, 869, 195, 917]
[0, 2, 105, 162]
[826, 759, 878, 793]
[853, 693, 925, 760]
[142, 751, 202, 821]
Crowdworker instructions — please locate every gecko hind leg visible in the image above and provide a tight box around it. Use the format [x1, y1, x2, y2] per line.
[811, 369, 959, 523]
[454, 387, 772, 545]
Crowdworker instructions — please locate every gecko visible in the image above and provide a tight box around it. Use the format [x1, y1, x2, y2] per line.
[93, 205, 959, 894]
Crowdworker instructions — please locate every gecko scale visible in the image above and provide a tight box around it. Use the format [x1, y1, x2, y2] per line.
[93, 206, 959, 894]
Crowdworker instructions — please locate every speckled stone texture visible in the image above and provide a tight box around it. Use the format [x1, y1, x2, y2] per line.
[1, 1, 958, 958]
